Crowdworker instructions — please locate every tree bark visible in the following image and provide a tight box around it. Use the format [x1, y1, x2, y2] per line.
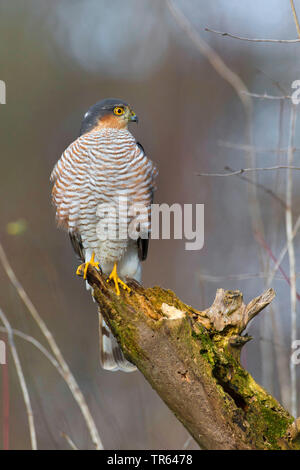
[81, 266, 300, 450]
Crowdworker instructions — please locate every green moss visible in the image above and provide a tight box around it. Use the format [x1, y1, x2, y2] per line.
[192, 328, 215, 365]
[259, 407, 293, 448]
[93, 286, 144, 364]
[190, 321, 295, 449]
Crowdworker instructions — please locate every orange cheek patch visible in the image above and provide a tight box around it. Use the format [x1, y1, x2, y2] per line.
[95, 114, 127, 130]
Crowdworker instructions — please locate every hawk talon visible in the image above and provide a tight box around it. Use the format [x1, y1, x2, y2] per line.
[76, 252, 100, 280]
[106, 262, 131, 296]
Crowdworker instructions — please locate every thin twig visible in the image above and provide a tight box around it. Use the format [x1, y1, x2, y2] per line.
[197, 165, 300, 177]
[0, 308, 37, 450]
[61, 432, 79, 450]
[182, 435, 193, 450]
[0, 241, 103, 450]
[241, 91, 291, 100]
[254, 231, 300, 302]
[2, 335, 9, 450]
[225, 165, 287, 210]
[254, 67, 289, 96]
[205, 27, 300, 43]
[286, 104, 298, 418]
[291, 0, 300, 38]
[0, 327, 61, 373]
[267, 215, 300, 287]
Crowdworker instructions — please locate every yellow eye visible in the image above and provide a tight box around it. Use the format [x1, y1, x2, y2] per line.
[114, 106, 125, 116]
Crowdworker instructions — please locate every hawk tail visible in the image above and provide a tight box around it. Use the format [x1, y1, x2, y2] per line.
[98, 310, 136, 373]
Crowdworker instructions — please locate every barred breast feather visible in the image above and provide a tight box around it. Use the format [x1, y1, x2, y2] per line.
[51, 128, 157, 273]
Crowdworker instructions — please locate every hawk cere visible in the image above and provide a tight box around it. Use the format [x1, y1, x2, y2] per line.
[51, 98, 158, 372]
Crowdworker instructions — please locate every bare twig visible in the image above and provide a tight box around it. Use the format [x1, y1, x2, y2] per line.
[286, 104, 298, 417]
[255, 231, 300, 302]
[2, 336, 9, 450]
[197, 165, 300, 177]
[0, 241, 103, 450]
[182, 435, 193, 450]
[205, 27, 300, 43]
[267, 215, 300, 287]
[224, 165, 287, 210]
[0, 308, 37, 450]
[291, 0, 300, 38]
[0, 327, 61, 373]
[254, 67, 289, 96]
[241, 91, 291, 100]
[61, 432, 79, 450]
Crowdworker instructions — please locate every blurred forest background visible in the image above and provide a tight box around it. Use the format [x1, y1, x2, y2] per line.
[0, 0, 300, 450]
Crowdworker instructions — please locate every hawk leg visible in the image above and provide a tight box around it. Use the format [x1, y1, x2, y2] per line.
[76, 252, 100, 280]
[106, 262, 131, 296]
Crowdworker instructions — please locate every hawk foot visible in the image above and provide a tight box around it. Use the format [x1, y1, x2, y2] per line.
[106, 262, 131, 296]
[76, 252, 100, 280]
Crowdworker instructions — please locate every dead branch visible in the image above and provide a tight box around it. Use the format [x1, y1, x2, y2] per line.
[84, 266, 300, 450]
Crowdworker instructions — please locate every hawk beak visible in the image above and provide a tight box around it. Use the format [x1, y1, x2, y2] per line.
[129, 113, 138, 123]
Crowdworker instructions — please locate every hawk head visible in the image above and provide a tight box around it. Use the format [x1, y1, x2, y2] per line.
[80, 98, 138, 135]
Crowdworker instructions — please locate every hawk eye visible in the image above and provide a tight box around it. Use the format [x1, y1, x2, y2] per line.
[114, 106, 125, 116]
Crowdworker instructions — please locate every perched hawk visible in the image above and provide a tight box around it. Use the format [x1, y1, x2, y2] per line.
[51, 98, 157, 372]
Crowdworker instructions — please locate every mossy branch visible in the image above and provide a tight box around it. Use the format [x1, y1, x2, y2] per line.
[82, 266, 300, 450]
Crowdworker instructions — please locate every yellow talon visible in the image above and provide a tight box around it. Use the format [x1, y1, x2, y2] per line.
[106, 262, 131, 296]
[76, 252, 100, 280]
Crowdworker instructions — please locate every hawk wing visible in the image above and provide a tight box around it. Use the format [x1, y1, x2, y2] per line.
[69, 231, 85, 262]
[136, 141, 157, 261]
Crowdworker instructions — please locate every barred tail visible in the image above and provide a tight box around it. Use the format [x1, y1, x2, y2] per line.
[98, 310, 136, 373]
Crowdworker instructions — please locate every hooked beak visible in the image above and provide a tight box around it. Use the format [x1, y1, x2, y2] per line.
[129, 112, 138, 123]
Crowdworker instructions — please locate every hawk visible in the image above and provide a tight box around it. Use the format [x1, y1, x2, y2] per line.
[51, 98, 157, 372]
